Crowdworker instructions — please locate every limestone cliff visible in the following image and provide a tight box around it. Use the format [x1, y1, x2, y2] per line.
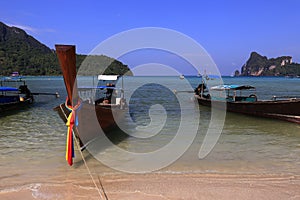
[239, 52, 299, 76]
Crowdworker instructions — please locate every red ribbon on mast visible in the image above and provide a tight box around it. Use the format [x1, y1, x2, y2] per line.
[66, 110, 75, 165]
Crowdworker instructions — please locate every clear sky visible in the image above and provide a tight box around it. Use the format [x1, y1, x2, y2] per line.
[1, 0, 300, 75]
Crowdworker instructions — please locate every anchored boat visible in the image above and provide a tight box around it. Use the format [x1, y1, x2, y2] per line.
[0, 77, 59, 114]
[54, 45, 127, 165]
[0, 78, 33, 113]
[194, 83, 300, 124]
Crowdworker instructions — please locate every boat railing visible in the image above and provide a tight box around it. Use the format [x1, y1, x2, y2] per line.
[228, 95, 257, 102]
[271, 96, 300, 101]
[78, 86, 126, 106]
[0, 79, 26, 87]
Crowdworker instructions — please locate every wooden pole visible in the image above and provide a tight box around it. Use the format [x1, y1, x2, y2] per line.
[55, 45, 78, 106]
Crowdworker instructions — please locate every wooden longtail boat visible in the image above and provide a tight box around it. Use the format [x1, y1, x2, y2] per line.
[194, 84, 300, 124]
[0, 77, 58, 114]
[54, 45, 127, 152]
[0, 79, 33, 113]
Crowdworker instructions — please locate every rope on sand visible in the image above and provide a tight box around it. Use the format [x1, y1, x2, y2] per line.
[98, 175, 109, 200]
[73, 127, 108, 200]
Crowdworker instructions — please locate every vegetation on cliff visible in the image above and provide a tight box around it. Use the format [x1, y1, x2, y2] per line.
[239, 52, 300, 77]
[0, 22, 132, 76]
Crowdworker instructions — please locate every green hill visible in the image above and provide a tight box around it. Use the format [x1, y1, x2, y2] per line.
[0, 21, 132, 76]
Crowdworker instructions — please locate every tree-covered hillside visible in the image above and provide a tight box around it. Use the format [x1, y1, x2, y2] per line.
[76, 54, 133, 76]
[0, 22, 132, 76]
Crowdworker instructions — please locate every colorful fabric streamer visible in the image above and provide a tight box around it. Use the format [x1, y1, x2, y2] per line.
[66, 110, 75, 165]
[65, 98, 81, 166]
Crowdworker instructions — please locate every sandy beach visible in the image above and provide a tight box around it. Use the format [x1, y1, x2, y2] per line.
[1, 173, 299, 200]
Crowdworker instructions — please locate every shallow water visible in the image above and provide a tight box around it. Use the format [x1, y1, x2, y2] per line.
[0, 76, 299, 198]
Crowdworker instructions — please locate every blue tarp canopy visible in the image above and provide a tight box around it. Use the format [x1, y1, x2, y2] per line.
[0, 86, 18, 92]
[211, 85, 255, 91]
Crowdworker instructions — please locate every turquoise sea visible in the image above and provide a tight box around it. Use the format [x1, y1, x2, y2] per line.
[0, 76, 299, 197]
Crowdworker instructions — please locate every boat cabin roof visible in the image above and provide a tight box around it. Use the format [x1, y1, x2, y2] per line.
[98, 75, 119, 81]
[0, 86, 18, 92]
[211, 85, 255, 91]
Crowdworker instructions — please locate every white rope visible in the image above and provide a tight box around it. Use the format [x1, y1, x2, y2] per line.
[59, 104, 107, 200]
[73, 128, 107, 200]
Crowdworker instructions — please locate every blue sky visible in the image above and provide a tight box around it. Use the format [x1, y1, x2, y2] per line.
[1, 0, 300, 75]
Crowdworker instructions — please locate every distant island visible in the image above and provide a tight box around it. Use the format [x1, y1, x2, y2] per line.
[0, 21, 132, 76]
[235, 52, 300, 77]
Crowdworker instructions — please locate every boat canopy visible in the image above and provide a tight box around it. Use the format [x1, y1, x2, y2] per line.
[211, 85, 255, 91]
[0, 86, 18, 92]
[98, 75, 119, 81]
[78, 86, 118, 90]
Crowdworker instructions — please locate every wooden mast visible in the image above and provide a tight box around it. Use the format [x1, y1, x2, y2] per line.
[55, 45, 78, 106]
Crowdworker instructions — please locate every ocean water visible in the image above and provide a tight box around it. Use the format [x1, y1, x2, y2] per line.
[0, 76, 299, 197]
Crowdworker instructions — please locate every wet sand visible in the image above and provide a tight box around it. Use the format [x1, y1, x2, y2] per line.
[1, 173, 299, 200]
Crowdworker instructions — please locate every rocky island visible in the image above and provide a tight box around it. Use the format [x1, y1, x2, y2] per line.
[235, 52, 300, 77]
[234, 52, 300, 77]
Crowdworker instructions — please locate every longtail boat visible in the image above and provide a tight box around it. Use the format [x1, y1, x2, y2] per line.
[194, 83, 300, 124]
[0, 79, 33, 113]
[54, 45, 127, 165]
[0, 76, 59, 114]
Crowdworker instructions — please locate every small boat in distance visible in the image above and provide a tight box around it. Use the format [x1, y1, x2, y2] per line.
[0, 76, 59, 115]
[10, 71, 22, 79]
[0, 78, 33, 113]
[194, 83, 300, 124]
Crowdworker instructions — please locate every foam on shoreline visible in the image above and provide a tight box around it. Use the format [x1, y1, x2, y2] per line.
[1, 173, 299, 200]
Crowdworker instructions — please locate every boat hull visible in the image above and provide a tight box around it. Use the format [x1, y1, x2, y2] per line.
[55, 44, 127, 150]
[0, 96, 33, 114]
[54, 102, 126, 146]
[195, 95, 300, 124]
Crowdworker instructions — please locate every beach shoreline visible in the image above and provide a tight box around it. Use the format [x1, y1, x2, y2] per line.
[1, 173, 299, 200]
[1, 76, 300, 199]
